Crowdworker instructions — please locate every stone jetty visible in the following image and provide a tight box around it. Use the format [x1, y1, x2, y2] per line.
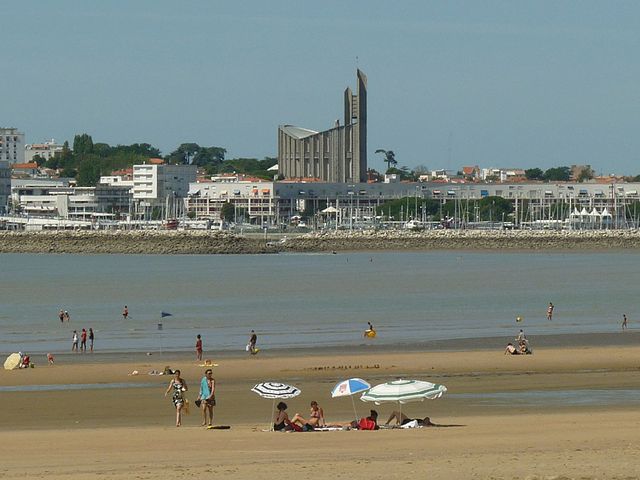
[1, 229, 640, 254]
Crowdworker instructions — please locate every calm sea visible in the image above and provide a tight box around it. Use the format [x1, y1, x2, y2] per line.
[0, 252, 637, 355]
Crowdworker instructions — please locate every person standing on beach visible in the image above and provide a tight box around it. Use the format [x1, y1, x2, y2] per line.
[71, 330, 79, 352]
[64, 311, 70, 322]
[622, 314, 628, 331]
[195, 334, 203, 361]
[547, 302, 554, 321]
[122, 306, 129, 320]
[89, 328, 95, 352]
[80, 328, 87, 352]
[199, 369, 215, 427]
[248, 330, 257, 354]
[59, 309, 64, 323]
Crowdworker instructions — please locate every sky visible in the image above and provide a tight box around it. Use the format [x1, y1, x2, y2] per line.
[2, 0, 639, 174]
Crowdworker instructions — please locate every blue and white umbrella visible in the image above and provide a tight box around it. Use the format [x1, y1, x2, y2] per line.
[331, 378, 371, 398]
[331, 378, 371, 422]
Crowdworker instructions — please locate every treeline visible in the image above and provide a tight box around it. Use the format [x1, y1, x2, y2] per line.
[34, 134, 276, 186]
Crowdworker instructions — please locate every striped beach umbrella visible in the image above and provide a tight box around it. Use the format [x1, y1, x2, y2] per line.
[360, 379, 446, 405]
[251, 382, 301, 399]
[252, 382, 302, 431]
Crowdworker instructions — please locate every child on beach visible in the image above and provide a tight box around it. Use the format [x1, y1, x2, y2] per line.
[80, 328, 87, 352]
[47, 353, 55, 365]
[122, 306, 129, 320]
[72, 331, 79, 352]
[547, 303, 554, 321]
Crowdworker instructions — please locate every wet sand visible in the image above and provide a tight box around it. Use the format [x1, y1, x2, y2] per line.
[1, 345, 640, 479]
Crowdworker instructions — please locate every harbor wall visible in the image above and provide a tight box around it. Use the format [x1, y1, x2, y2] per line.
[1, 229, 640, 254]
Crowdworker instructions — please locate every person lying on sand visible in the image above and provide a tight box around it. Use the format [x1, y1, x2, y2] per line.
[385, 411, 436, 427]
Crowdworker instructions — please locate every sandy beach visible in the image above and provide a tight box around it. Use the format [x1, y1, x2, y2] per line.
[2, 345, 640, 479]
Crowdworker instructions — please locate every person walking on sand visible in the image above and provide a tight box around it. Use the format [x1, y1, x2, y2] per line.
[64, 310, 70, 322]
[622, 314, 628, 331]
[195, 334, 203, 361]
[198, 369, 216, 427]
[164, 370, 188, 427]
[122, 305, 129, 320]
[71, 330, 79, 352]
[547, 302, 554, 321]
[80, 328, 87, 352]
[59, 309, 64, 323]
[89, 328, 95, 352]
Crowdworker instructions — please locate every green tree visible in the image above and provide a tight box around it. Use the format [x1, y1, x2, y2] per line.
[32, 154, 46, 167]
[375, 149, 397, 171]
[220, 201, 235, 221]
[73, 134, 94, 156]
[166, 143, 201, 165]
[525, 168, 544, 180]
[76, 158, 102, 186]
[543, 166, 571, 181]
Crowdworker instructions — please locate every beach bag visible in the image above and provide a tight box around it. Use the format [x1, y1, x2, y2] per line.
[194, 398, 202, 408]
[358, 418, 377, 430]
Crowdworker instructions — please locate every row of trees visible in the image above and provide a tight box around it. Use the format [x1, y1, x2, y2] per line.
[36, 134, 277, 186]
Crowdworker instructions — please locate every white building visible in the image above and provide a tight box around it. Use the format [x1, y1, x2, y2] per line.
[187, 181, 276, 223]
[0, 128, 25, 164]
[133, 163, 197, 211]
[0, 160, 10, 212]
[24, 139, 63, 163]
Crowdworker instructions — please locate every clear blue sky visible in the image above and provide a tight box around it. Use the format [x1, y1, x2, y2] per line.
[2, 1, 639, 174]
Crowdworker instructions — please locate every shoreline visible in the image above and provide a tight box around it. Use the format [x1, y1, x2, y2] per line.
[3, 331, 639, 360]
[3, 229, 640, 254]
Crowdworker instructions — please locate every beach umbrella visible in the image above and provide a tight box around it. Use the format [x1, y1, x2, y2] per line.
[331, 378, 371, 422]
[360, 379, 447, 419]
[4, 353, 21, 370]
[251, 382, 301, 431]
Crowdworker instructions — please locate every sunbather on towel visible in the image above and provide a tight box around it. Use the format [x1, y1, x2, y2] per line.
[384, 411, 436, 427]
[291, 401, 325, 428]
[273, 402, 292, 431]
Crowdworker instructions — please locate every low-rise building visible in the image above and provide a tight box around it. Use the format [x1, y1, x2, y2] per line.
[24, 139, 63, 163]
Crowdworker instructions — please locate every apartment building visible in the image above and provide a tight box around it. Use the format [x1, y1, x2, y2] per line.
[132, 163, 197, 211]
[0, 128, 25, 164]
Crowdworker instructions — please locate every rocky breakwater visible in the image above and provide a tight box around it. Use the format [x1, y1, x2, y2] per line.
[284, 229, 640, 252]
[0, 230, 272, 254]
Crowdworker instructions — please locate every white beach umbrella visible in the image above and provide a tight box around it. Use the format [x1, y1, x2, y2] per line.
[361, 379, 446, 405]
[4, 353, 21, 370]
[251, 382, 301, 431]
[321, 206, 338, 214]
[361, 379, 447, 420]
